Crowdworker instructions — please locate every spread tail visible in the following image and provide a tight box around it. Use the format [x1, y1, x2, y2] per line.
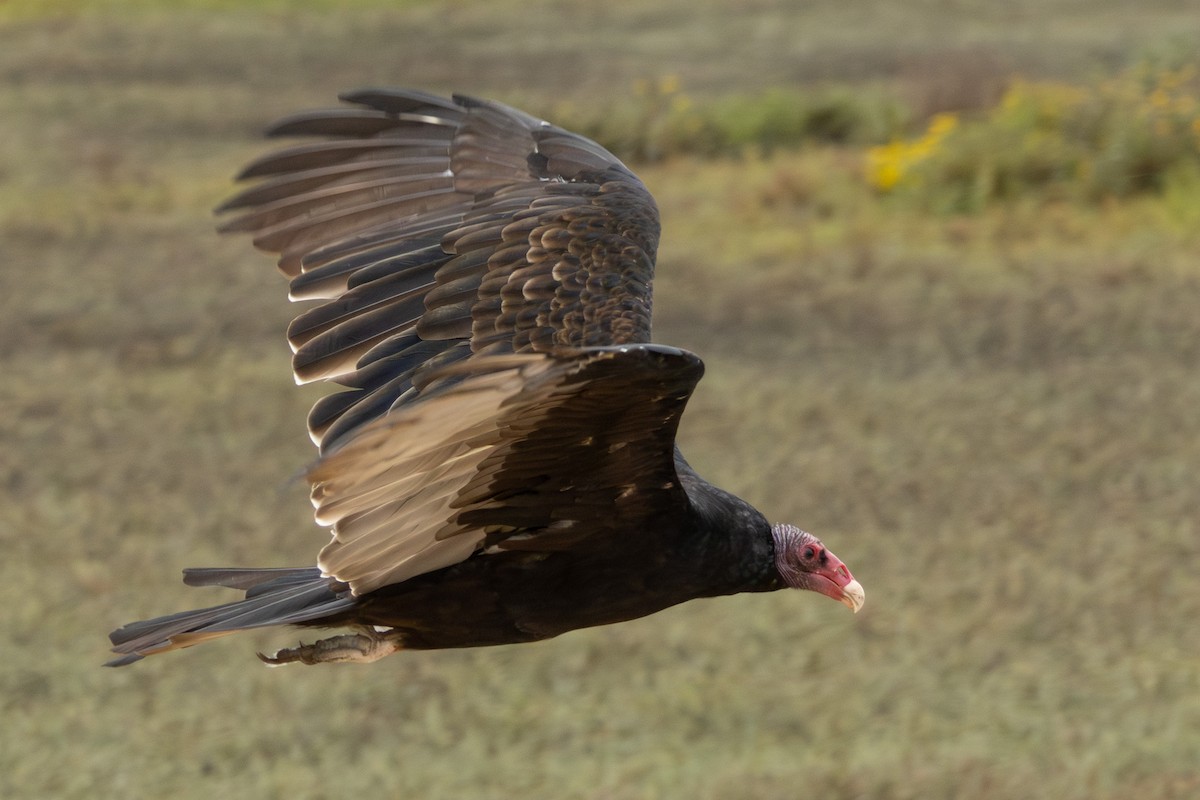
[106, 567, 354, 666]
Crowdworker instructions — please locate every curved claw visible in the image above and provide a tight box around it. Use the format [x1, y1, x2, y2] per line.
[258, 630, 403, 666]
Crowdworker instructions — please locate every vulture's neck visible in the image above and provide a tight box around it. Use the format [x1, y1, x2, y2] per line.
[674, 451, 780, 596]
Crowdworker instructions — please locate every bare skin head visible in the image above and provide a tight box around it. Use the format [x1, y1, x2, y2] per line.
[772, 524, 865, 612]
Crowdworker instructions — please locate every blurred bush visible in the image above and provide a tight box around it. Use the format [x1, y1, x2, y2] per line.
[552, 64, 1200, 211]
[553, 76, 908, 162]
[868, 62, 1200, 210]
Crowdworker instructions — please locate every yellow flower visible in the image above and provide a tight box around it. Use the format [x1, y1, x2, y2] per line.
[926, 113, 958, 139]
[870, 158, 903, 191]
[1157, 64, 1196, 92]
[670, 93, 692, 114]
[1000, 80, 1026, 112]
[865, 113, 958, 192]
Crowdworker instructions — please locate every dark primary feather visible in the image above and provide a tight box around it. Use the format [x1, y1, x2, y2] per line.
[107, 89, 793, 666]
[218, 88, 659, 452]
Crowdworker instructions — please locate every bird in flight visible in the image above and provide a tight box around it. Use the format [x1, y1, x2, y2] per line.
[107, 89, 864, 667]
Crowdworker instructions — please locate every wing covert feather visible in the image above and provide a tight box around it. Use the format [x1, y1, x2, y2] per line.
[309, 345, 704, 595]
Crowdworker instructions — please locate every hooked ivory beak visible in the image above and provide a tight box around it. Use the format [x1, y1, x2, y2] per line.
[839, 579, 865, 613]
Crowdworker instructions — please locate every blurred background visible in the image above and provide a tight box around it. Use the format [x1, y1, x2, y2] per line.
[2, 1, 1198, 797]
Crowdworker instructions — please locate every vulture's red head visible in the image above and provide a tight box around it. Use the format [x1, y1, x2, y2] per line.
[771, 524, 865, 612]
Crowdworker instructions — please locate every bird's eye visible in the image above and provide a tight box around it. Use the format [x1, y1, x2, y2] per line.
[802, 546, 816, 561]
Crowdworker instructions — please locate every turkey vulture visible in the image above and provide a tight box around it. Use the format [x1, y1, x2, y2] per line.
[107, 89, 864, 667]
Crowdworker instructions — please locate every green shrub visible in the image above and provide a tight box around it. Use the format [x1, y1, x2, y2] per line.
[554, 77, 907, 162]
[869, 64, 1200, 210]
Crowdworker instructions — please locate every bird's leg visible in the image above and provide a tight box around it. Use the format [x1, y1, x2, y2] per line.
[258, 627, 404, 666]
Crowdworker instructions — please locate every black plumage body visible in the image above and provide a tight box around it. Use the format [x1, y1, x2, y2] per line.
[312, 458, 779, 650]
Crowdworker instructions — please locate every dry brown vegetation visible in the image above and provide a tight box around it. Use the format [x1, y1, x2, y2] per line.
[2, 2, 1199, 798]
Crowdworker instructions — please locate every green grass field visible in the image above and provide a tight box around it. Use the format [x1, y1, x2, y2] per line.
[2, 2, 1199, 798]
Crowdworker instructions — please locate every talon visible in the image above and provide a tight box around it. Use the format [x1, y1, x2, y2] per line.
[257, 630, 403, 666]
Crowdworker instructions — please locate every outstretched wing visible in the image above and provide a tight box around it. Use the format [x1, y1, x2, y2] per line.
[218, 89, 661, 453]
[308, 345, 704, 595]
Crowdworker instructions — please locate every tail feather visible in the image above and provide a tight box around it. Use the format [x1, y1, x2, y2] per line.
[182, 566, 324, 591]
[107, 567, 355, 666]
